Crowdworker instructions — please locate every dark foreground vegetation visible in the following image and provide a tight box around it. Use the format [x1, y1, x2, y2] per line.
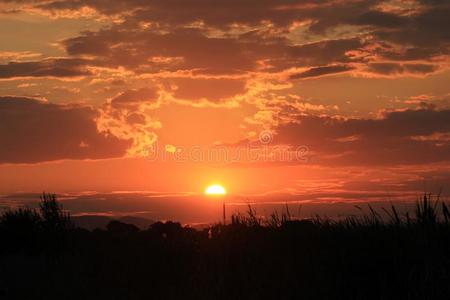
[1, 194, 450, 300]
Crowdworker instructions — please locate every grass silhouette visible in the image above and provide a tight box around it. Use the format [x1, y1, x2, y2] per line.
[1, 192, 450, 299]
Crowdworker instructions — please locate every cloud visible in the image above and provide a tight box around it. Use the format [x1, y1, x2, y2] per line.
[59, 25, 370, 79]
[1, 1, 449, 162]
[3, 1, 447, 82]
[272, 108, 450, 166]
[126, 112, 146, 125]
[288, 38, 364, 66]
[0, 96, 131, 163]
[0, 51, 42, 62]
[367, 62, 439, 76]
[110, 87, 158, 108]
[0, 58, 92, 79]
[33, 0, 348, 28]
[290, 64, 354, 79]
[62, 27, 264, 75]
[98, 87, 161, 157]
[374, 5, 450, 48]
[352, 10, 407, 28]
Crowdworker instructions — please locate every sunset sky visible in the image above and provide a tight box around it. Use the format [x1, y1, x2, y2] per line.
[1, 0, 449, 222]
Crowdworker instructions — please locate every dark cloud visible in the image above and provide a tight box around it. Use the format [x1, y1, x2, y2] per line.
[380, 46, 448, 61]
[35, 0, 364, 28]
[367, 62, 438, 75]
[0, 58, 92, 79]
[0, 96, 131, 163]
[2, 1, 445, 78]
[290, 64, 353, 79]
[288, 38, 364, 66]
[110, 87, 158, 108]
[273, 108, 450, 166]
[5, 1, 450, 67]
[373, 6, 450, 48]
[63, 28, 258, 74]
[352, 10, 406, 28]
[61, 26, 366, 75]
[27, 0, 392, 43]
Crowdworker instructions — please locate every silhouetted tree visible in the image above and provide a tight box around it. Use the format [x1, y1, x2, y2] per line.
[107, 220, 139, 233]
[150, 221, 183, 238]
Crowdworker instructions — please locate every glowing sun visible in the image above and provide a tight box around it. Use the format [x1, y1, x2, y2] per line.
[205, 184, 227, 195]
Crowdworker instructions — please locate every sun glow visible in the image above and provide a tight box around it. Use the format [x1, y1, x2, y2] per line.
[205, 184, 227, 195]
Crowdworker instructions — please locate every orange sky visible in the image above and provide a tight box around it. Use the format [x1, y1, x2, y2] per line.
[0, 0, 449, 220]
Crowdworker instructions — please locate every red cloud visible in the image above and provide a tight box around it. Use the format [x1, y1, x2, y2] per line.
[0, 96, 131, 163]
[272, 108, 450, 166]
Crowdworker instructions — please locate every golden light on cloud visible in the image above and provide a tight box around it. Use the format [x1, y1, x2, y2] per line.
[205, 184, 227, 196]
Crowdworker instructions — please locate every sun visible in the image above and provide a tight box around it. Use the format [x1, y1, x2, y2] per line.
[205, 184, 227, 196]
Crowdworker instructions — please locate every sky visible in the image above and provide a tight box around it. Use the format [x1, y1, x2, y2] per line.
[0, 0, 449, 222]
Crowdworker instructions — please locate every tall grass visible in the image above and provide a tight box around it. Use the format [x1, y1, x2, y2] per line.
[229, 193, 450, 229]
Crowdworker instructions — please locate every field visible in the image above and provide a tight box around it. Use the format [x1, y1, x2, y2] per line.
[1, 194, 450, 300]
